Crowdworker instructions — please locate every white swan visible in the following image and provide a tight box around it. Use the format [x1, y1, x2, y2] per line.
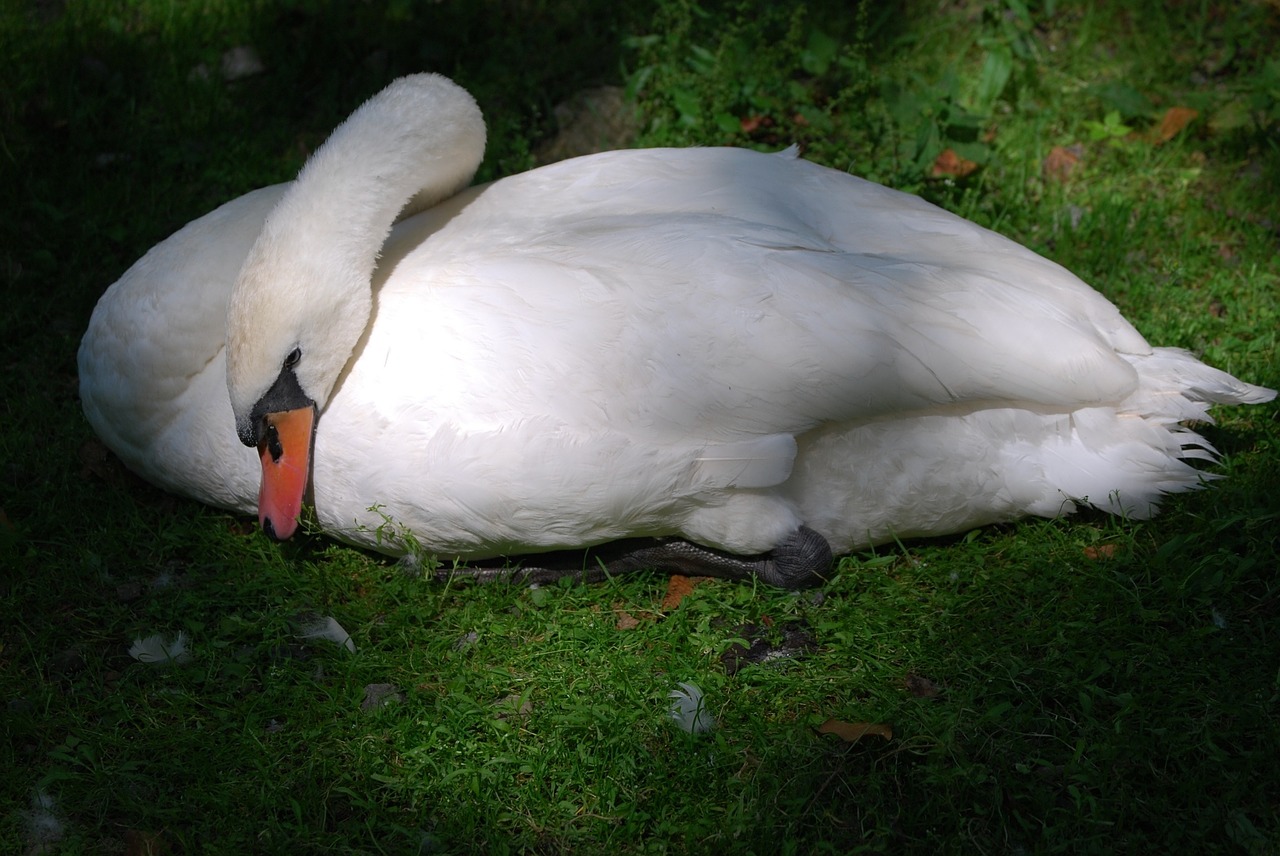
[79, 74, 1274, 586]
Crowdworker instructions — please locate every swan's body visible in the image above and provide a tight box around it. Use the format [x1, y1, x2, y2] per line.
[79, 75, 1273, 574]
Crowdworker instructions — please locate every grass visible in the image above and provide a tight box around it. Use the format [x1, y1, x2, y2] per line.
[2, 0, 1278, 852]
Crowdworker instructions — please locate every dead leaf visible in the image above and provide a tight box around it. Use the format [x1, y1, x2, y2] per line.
[1082, 543, 1118, 560]
[1209, 297, 1227, 317]
[1043, 145, 1081, 182]
[931, 148, 978, 178]
[614, 608, 640, 630]
[817, 718, 893, 742]
[904, 673, 941, 698]
[661, 574, 699, 610]
[740, 115, 768, 134]
[1150, 106, 1198, 144]
[612, 600, 657, 629]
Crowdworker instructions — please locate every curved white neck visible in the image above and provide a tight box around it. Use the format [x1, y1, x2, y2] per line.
[226, 74, 486, 421]
[269, 75, 487, 283]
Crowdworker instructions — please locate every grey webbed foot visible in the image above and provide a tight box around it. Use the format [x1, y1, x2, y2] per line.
[751, 526, 834, 589]
[435, 526, 833, 590]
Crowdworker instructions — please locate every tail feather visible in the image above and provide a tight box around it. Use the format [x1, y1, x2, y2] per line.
[1025, 348, 1272, 519]
[792, 347, 1273, 552]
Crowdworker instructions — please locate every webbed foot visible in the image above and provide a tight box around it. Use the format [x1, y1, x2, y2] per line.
[436, 526, 832, 590]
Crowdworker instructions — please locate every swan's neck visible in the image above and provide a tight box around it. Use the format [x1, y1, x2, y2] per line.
[226, 74, 486, 420]
[273, 75, 486, 279]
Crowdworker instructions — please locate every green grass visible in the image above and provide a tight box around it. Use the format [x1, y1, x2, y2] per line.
[3, 0, 1278, 852]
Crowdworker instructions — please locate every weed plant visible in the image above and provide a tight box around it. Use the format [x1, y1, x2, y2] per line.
[2, 0, 1277, 852]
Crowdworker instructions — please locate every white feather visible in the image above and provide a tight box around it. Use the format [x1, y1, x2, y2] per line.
[128, 632, 191, 665]
[23, 789, 64, 851]
[667, 681, 715, 734]
[298, 616, 356, 653]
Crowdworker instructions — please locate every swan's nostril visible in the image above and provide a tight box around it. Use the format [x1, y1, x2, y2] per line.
[264, 422, 283, 463]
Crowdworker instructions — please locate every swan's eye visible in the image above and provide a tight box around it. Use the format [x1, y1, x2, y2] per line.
[283, 347, 302, 370]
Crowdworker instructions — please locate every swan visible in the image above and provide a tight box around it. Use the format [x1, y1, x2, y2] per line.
[78, 74, 1274, 588]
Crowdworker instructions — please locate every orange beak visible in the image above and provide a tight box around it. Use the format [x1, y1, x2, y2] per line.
[256, 406, 315, 540]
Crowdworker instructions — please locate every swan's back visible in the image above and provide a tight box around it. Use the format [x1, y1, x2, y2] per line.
[371, 148, 1154, 433]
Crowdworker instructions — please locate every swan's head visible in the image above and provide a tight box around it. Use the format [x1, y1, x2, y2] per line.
[225, 218, 373, 539]
[224, 73, 487, 541]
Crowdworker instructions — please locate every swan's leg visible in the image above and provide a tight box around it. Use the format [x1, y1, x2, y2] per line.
[435, 527, 832, 590]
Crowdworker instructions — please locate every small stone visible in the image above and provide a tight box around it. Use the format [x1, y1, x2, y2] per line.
[220, 46, 265, 81]
[361, 683, 404, 712]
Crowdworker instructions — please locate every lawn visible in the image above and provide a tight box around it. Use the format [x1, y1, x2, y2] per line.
[2, 0, 1278, 853]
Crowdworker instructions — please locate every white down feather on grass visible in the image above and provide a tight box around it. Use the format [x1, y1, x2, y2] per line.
[128, 631, 191, 665]
[668, 681, 715, 734]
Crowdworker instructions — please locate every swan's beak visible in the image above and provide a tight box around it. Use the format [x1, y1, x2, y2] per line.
[256, 405, 315, 541]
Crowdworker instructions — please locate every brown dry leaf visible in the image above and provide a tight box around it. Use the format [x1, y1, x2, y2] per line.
[614, 608, 640, 631]
[1151, 106, 1198, 144]
[1082, 543, 1119, 560]
[931, 148, 978, 178]
[740, 115, 767, 133]
[661, 574, 698, 610]
[1043, 145, 1081, 182]
[612, 600, 658, 629]
[817, 718, 893, 743]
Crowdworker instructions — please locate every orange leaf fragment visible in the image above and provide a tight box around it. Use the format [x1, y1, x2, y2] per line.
[1082, 543, 1119, 560]
[931, 148, 979, 178]
[661, 574, 699, 610]
[1151, 106, 1198, 144]
[817, 718, 893, 742]
[1043, 145, 1081, 182]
